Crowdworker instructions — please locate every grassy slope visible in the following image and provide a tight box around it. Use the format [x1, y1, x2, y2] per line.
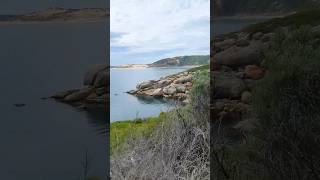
[110, 115, 163, 153]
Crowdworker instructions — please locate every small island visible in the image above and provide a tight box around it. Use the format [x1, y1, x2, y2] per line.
[0, 7, 108, 23]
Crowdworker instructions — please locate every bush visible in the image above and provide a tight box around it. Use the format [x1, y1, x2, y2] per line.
[251, 27, 320, 180]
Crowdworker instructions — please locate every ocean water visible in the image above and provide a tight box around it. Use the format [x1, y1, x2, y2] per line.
[0, 21, 108, 179]
[110, 67, 192, 122]
[212, 18, 270, 35]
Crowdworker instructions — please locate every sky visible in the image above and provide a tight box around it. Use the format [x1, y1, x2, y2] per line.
[0, 0, 108, 14]
[110, 0, 210, 65]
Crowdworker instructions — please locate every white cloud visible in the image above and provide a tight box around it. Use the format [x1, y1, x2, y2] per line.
[111, 0, 210, 64]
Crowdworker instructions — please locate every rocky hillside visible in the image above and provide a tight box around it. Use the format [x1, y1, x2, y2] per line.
[211, 9, 320, 141]
[150, 55, 209, 67]
[213, 0, 320, 17]
[0, 7, 108, 22]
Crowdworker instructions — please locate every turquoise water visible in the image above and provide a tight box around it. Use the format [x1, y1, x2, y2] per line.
[110, 67, 192, 122]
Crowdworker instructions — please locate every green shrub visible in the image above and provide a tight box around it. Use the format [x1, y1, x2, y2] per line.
[252, 27, 320, 180]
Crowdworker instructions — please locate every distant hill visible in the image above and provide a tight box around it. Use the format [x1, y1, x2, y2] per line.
[151, 55, 210, 67]
[112, 55, 210, 68]
[0, 7, 108, 22]
[213, 0, 320, 17]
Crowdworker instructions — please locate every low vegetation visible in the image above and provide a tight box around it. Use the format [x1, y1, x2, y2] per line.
[110, 114, 165, 153]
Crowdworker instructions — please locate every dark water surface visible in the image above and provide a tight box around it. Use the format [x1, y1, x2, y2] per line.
[0, 0, 108, 14]
[212, 18, 270, 35]
[110, 67, 191, 122]
[0, 21, 108, 179]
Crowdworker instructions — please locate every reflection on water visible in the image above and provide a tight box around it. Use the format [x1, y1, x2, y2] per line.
[84, 107, 108, 136]
[136, 96, 168, 105]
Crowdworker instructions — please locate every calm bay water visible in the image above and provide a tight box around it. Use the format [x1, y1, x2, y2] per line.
[212, 18, 270, 35]
[0, 21, 108, 179]
[110, 67, 191, 122]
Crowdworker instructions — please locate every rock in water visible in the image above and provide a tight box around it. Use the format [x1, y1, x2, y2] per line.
[127, 90, 138, 95]
[93, 70, 108, 87]
[152, 88, 163, 96]
[137, 81, 153, 89]
[51, 89, 79, 99]
[14, 103, 26, 107]
[64, 87, 93, 102]
[83, 64, 108, 86]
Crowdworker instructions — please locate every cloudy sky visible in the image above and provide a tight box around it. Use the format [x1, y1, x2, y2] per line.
[110, 0, 210, 65]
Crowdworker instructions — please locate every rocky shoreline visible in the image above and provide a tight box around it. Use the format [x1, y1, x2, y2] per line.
[51, 64, 108, 109]
[127, 70, 196, 104]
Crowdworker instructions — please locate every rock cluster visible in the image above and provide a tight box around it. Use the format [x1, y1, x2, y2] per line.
[212, 30, 271, 142]
[52, 64, 109, 108]
[127, 71, 195, 103]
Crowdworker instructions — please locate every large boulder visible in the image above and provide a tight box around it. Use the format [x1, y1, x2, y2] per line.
[137, 81, 153, 89]
[252, 32, 263, 40]
[241, 91, 252, 104]
[64, 87, 93, 102]
[52, 89, 79, 99]
[173, 84, 186, 93]
[213, 72, 246, 99]
[152, 88, 163, 96]
[174, 76, 193, 84]
[142, 89, 155, 96]
[156, 80, 172, 88]
[93, 70, 109, 88]
[244, 65, 265, 80]
[83, 64, 108, 86]
[236, 39, 250, 47]
[214, 39, 236, 50]
[163, 85, 177, 95]
[214, 42, 264, 67]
